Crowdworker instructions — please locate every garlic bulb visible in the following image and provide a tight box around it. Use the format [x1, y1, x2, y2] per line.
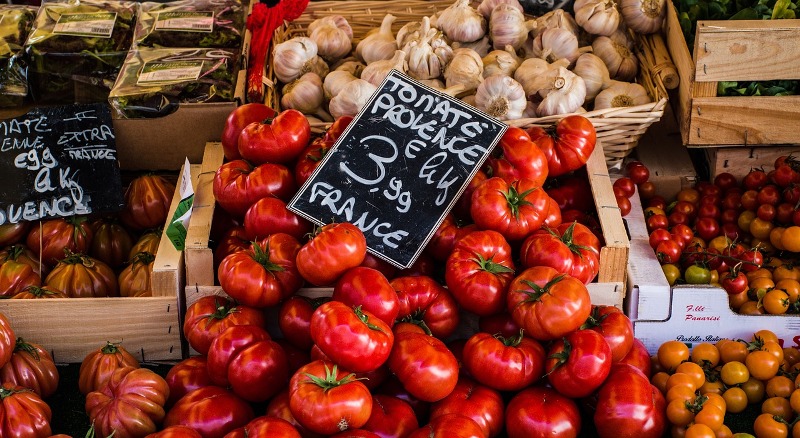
[514, 57, 570, 98]
[592, 33, 639, 81]
[328, 79, 378, 119]
[532, 9, 582, 38]
[332, 58, 365, 77]
[444, 48, 484, 95]
[521, 101, 538, 118]
[324, 70, 359, 100]
[273, 37, 326, 83]
[477, 0, 523, 19]
[489, 3, 534, 51]
[619, 0, 666, 34]
[361, 50, 407, 86]
[536, 67, 587, 116]
[437, 0, 486, 43]
[396, 20, 422, 50]
[461, 94, 477, 106]
[281, 73, 329, 120]
[573, 53, 611, 101]
[420, 78, 446, 89]
[405, 17, 453, 80]
[531, 28, 582, 65]
[308, 16, 354, 62]
[475, 74, 527, 121]
[482, 45, 521, 78]
[593, 80, 651, 109]
[452, 37, 492, 58]
[574, 0, 621, 37]
[356, 14, 398, 64]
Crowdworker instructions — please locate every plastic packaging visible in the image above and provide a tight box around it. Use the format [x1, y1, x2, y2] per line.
[0, 5, 37, 107]
[135, 0, 245, 49]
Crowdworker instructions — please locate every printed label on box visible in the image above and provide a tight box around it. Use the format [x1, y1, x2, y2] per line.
[137, 60, 203, 85]
[154, 11, 214, 32]
[54, 12, 116, 38]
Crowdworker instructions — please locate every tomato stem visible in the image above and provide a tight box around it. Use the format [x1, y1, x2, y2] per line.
[303, 363, 363, 392]
[13, 338, 40, 361]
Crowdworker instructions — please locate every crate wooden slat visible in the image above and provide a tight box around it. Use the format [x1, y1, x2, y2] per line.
[705, 146, 800, 181]
[666, 2, 800, 146]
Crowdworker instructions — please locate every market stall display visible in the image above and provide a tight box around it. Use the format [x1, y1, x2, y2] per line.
[134, 0, 245, 49]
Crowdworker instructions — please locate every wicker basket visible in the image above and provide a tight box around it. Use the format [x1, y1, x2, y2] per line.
[265, 0, 669, 168]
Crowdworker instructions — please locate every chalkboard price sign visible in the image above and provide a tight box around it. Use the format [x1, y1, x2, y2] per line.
[289, 70, 508, 269]
[0, 103, 124, 225]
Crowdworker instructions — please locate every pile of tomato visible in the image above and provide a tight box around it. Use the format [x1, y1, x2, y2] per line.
[653, 329, 800, 437]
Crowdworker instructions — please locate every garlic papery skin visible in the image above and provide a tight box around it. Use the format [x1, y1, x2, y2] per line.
[514, 57, 570, 98]
[405, 17, 454, 80]
[396, 20, 422, 51]
[593, 80, 651, 109]
[437, 0, 487, 43]
[332, 59, 365, 77]
[356, 14, 398, 64]
[452, 36, 492, 58]
[444, 48, 484, 95]
[420, 78, 446, 89]
[477, 0, 523, 19]
[281, 72, 326, 118]
[461, 94, 477, 106]
[574, 0, 621, 37]
[483, 45, 521, 78]
[592, 34, 639, 81]
[489, 4, 533, 51]
[324, 70, 359, 100]
[273, 37, 322, 83]
[573, 52, 611, 101]
[532, 9, 582, 38]
[531, 28, 582, 65]
[361, 50, 407, 86]
[521, 101, 538, 118]
[536, 67, 587, 116]
[620, 0, 666, 34]
[308, 16, 354, 63]
[475, 74, 527, 121]
[328, 79, 377, 119]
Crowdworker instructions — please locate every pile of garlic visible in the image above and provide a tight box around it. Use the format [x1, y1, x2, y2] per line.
[271, 0, 656, 122]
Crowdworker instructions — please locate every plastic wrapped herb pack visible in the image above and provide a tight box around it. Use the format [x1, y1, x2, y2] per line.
[135, 0, 245, 49]
[108, 47, 238, 118]
[0, 5, 37, 107]
[24, 0, 137, 104]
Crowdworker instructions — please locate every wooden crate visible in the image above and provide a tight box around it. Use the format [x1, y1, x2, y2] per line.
[0, 163, 201, 364]
[666, 2, 800, 146]
[704, 146, 800, 182]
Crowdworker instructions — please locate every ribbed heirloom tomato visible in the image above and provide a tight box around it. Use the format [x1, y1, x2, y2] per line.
[119, 175, 176, 231]
[26, 216, 92, 267]
[469, 177, 550, 241]
[182, 295, 267, 355]
[484, 126, 548, 187]
[86, 367, 169, 438]
[519, 221, 601, 284]
[505, 385, 582, 438]
[388, 331, 459, 403]
[0, 383, 52, 438]
[0, 338, 59, 398]
[164, 356, 211, 408]
[296, 222, 367, 286]
[164, 386, 254, 438]
[429, 376, 504, 438]
[527, 114, 596, 177]
[391, 275, 460, 339]
[546, 329, 612, 398]
[223, 416, 301, 438]
[331, 266, 399, 326]
[238, 109, 311, 165]
[213, 160, 297, 217]
[78, 341, 139, 395]
[461, 331, 545, 392]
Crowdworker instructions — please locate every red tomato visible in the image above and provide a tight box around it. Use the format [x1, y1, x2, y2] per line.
[0, 313, 14, 368]
[618, 338, 653, 378]
[278, 295, 329, 351]
[89, 217, 133, 270]
[593, 364, 667, 438]
[527, 114, 596, 177]
[519, 221, 601, 284]
[649, 228, 672, 250]
[444, 230, 515, 316]
[695, 217, 720, 241]
[461, 331, 545, 392]
[388, 331, 459, 402]
[758, 185, 781, 206]
[545, 172, 594, 212]
[0, 222, 29, 247]
[164, 356, 212, 408]
[223, 416, 301, 438]
[0, 339, 58, 399]
[613, 178, 636, 198]
[470, 177, 550, 241]
[118, 251, 155, 298]
[506, 266, 592, 341]
[627, 163, 650, 185]
[289, 360, 372, 435]
[429, 376, 505, 438]
[332, 267, 399, 326]
[744, 169, 768, 190]
[0, 253, 40, 298]
[646, 214, 669, 232]
[329, 430, 381, 438]
[146, 425, 203, 438]
[182, 296, 267, 355]
[478, 312, 521, 339]
[243, 197, 312, 241]
[213, 226, 250, 268]
[310, 301, 394, 373]
[391, 275, 460, 339]
[119, 175, 176, 231]
[546, 329, 612, 398]
[296, 222, 367, 286]
[266, 390, 323, 438]
[452, 170, 489, 221]
[407, 414, 485, 438]
[720, 271, 748, 295]
[543, 194, 563, 228]
[505, 385, 581, 438]
[0, 383, 52, 437]
[213, 160, 297, 217]
[425, 213, 479, 262]
[45, 253, 117, 298]
[713, 172, 738, 191]
[238, 109, 311, 164]
[655, 239, 682, 265]
[581, 305, 634, 363]
[773, 164, 796, 187]
[362, 394, 419, 438]
[221, 103, 276, 161]
[206, 325, 289, 402]
[78, 342, 139, 395]
[164, 386, 255, 438]
[217, 234, 303, 308]
[26, 216, 93, 267]
[485, 126, 549, 187]
[86, 367, 169, 438]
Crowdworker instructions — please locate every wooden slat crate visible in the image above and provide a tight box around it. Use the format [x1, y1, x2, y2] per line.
[704, 146, 800, 182]
[666, 2, 800, 146]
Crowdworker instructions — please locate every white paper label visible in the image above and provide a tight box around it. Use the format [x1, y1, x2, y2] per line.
[137, 60, 203, 85]
[154, 11, 214, 32]
[166, 158, 195, 251]
[53, 12, 117, 38]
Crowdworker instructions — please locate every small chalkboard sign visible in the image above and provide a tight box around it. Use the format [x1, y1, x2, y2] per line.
[288, 70, 508, 269]
[0, 103, 124, 225]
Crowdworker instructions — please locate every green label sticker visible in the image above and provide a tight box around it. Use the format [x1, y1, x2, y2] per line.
[154, 11, 214, 32]
[53, 12, 117, 38]
[137, 60, 204, 85]
[166, 194, 193, 251]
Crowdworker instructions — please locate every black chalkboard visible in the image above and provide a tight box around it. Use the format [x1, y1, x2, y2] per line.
[0, 103, 124, 225]
[288, 70, 508, 269]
